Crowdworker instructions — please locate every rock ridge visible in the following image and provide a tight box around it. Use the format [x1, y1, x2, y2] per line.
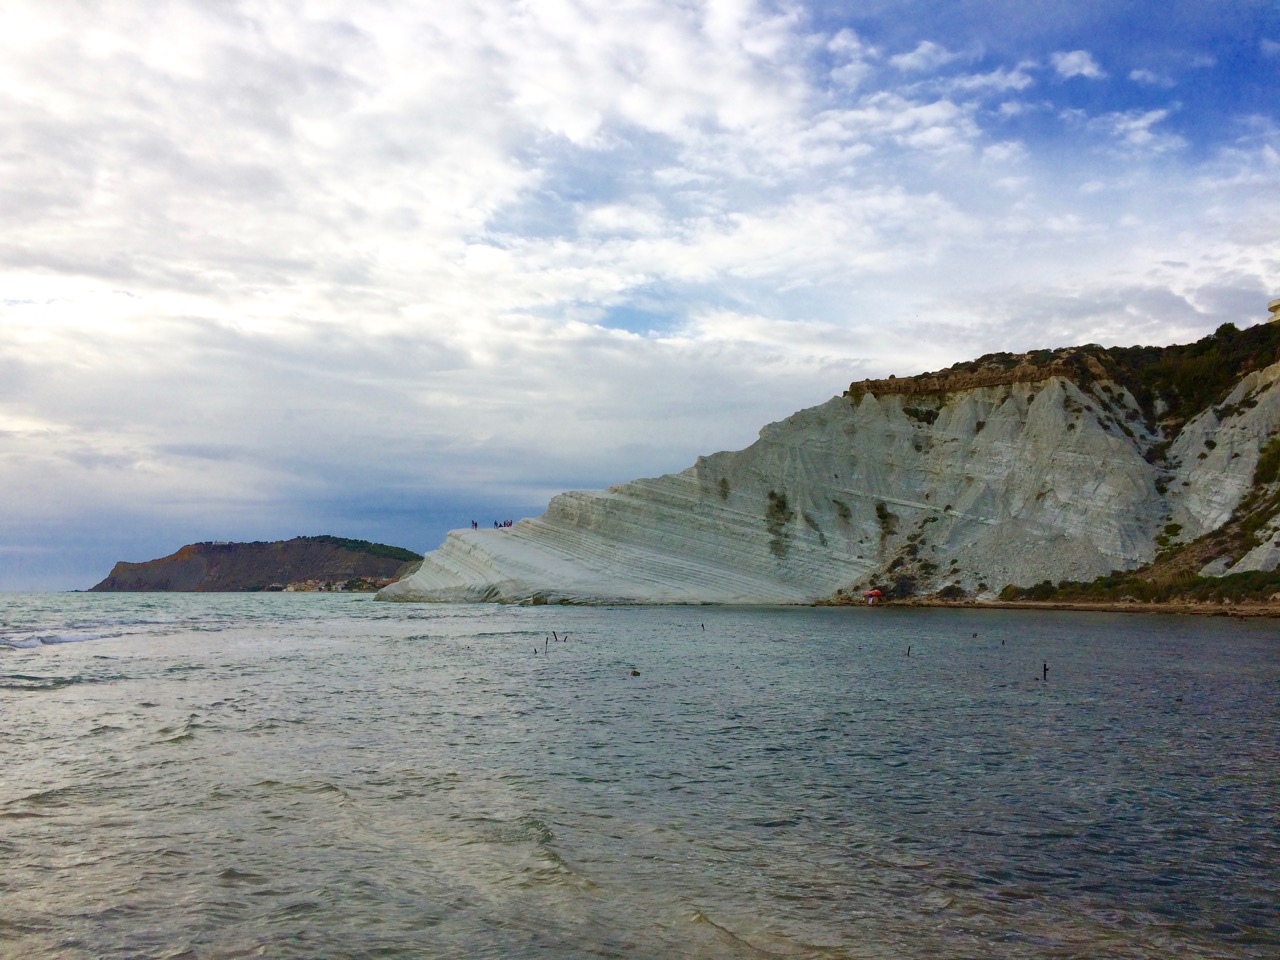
[846, 356, 1099, 399]
[91, 536, 421, 592]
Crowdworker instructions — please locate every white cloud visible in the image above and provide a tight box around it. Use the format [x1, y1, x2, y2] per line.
[815, 93, 981, 155]
[827, 28, 872, 57]
[0, 0, 1276, 587]
[1051, 49, 1106, 79]
[827, 27, 878, 89]
[889, 40, 961, 73]
[1088, 107, 1187, 155]
[831, 60, 874, 89]
[982, 141, 1027, 165]
[944, 65, 1035, 94]
[998, 99, 1039, 118]
[1129, 68, 1175, 87]
[578, 201, 668, 238]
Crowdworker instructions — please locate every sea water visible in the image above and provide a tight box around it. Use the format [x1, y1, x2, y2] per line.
[1, 593, 1276, 960]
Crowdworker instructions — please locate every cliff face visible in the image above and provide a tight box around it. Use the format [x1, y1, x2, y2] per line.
[91, 536, 421, 592]
[379, 326, 1280, 605]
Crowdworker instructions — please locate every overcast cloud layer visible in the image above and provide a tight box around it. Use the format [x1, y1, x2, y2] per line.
[3, 0, 1279, 589]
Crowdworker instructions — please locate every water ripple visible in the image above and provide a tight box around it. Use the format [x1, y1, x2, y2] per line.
[0, 595, 1275, 959]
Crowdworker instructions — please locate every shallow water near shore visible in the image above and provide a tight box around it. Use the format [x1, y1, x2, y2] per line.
[2, 593, 1276, 959]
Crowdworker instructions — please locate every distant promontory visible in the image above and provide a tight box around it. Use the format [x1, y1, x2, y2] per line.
[90, 536, 423, 592]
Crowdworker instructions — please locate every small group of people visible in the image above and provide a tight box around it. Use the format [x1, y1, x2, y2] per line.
[470, 520, 514, 529]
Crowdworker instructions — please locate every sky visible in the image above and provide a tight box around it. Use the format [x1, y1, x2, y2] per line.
[2, 0, 1279, 590]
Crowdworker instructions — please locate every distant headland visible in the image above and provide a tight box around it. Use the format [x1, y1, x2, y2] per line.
[90, 536, 423, 593]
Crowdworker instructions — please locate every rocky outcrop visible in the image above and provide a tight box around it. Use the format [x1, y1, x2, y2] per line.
[91, 536, 421, 592]
[848, 366, 1044, 397]
[379, 326, 1280, 605]
[845, 352, 1108, 400]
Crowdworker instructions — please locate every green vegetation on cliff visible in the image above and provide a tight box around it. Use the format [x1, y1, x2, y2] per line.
[858, 321, 1280, 434]
[998, 569, 1280, 605]
[303, 536, 420, 564]
[1096, 322, 1280, 429]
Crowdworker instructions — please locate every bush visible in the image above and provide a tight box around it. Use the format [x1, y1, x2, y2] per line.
[875, 501, 899, 535]
[885, 575, 918, 599]
[904, 406, 939, 424]
[1255, 437, 1280, 486]
[307, 536, 420, 563]
[1000, 567, 1280, 604]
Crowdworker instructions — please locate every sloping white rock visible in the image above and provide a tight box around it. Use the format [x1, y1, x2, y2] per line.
[380, 358, 1280, 604]
[383, 375, 1171, 604]
[1166, 360, 1280, 537]
[1228, 537, 1280, 573]
[1165, 359, 1280, 577]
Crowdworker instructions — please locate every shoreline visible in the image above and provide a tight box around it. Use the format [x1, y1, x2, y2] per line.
[878, 597, 1280, 619]
[35, 590, 1280, 618]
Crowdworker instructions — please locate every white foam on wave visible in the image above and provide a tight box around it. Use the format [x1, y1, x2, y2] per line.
[40, 631, 118, 645]
[1, 635, 43, 649]
[1, 631, 118, 649]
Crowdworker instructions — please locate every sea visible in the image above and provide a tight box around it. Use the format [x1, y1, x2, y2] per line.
[1, 593, 1276, 960]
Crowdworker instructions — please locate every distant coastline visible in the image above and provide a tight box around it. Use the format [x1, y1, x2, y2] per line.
[90, 536, 421, 593]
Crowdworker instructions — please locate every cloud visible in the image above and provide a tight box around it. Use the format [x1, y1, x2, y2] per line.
[982, 141, 1027, 165]
[1051, 49, 1106, 79]
[997, 99, 1048, 118]
[827, 27, 879, 89]
[1129, 68, 1174, 87]
[0, 0, 1277, 588]
[944, 65, 1035, 94]
[1083, 107, 1187, 155]
[889, 40, 962, 73]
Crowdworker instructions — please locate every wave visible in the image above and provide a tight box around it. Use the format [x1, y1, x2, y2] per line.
[0, 672, 123, 691]
[0, 630, 126, 649]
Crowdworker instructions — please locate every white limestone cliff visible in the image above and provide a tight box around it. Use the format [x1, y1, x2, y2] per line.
[378, 358, 1280, 605]
[1167, 361, 1280, 536]
[1175, 359, 1280, 576]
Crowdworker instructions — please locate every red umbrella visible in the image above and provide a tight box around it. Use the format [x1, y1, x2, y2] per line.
[865, 589, 882, 597]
